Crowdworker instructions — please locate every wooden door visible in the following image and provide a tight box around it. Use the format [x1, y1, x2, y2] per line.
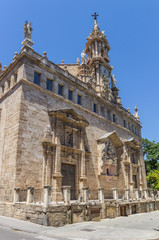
[132, 205, 137, 214]
[120, 206, 126, 216]
[62, 163, 76, 200]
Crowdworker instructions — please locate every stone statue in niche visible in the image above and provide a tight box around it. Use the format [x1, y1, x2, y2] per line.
[43, 125, 52, 142]
[66, 130, 73, 147]
[101, 139, 117, 176]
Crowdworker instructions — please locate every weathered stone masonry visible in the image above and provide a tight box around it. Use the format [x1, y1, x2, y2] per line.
[0, 16, 155, 226]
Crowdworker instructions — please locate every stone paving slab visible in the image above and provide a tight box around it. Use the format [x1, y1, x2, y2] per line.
[1, 212, 159, 239]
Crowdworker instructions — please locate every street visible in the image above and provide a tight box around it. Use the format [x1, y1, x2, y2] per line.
[1, 211, 159, 239]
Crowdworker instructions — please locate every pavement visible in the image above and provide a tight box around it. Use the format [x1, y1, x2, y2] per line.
[1, 211, 159, 239]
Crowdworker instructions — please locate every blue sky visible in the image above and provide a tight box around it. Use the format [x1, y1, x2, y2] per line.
[1, 0, 159, 142]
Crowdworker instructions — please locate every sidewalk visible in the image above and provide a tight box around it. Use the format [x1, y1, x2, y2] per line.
[0, 212, 159, 239]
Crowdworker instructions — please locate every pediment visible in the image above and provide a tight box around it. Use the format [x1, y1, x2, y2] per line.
[97, 131, 123, 148]
[124, 137, 141, 149]
[49, 108, 89, 127]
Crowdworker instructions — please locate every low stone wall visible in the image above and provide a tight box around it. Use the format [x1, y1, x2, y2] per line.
[0, 199, 159, 227]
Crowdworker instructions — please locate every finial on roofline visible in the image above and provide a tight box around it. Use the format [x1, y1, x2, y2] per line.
[92, 12, 99, 30]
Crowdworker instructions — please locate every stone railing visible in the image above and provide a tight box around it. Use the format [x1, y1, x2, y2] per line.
[13, 186, 159, 206]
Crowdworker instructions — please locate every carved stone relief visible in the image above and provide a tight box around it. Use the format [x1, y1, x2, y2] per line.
[99, 139, 117, 176]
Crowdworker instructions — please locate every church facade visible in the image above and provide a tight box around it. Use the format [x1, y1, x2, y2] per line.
[0, 15, 156, 226]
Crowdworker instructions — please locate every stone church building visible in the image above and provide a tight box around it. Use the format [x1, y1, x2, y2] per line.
[0, 15, 156, 226]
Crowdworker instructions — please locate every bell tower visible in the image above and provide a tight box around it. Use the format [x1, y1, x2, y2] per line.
[84, 13, 113, 98]
[78, 13, 121, 105]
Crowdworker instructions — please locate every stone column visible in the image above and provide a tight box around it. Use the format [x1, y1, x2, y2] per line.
[143, 189, 148, 199]
[95, 40, 98, 56]
[42, 146, 47, 186]
[72, 128, 78, 148]
[43, 185, 51, 207]
[52, 136, 63, 202]
[98, 188, 104, 204]
[46, 149, 53, 186]
[112, 188, 118, 200]
[128, 149, 134, 192]
[125, 188, 130, 200]
[62, 186, 71, 204]
[13, 187, 20, 203]
[129, 204, 132, 215]
[135, 189, 139, 200]
[95, 63, 100, 91]
[79, 132, 87, 191]
[54, 139, 61, 174]
[82, 187, 89, 203]
[138, 162, 142, 187]
[26, 187, 34, 204]
[99, 42, 102, 57]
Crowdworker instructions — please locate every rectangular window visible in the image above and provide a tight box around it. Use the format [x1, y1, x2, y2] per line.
[107, 110, 111, 121]
[77, 95, 82, 105]
[113, 114, 116, 123]
[47, 79, 53, 91]
[68, 90, 73, 101]
[123, 120, 126, 128]
[34, 72, 40, 86]
[58, 84, 63, 96]
[93, 103, 97, 113]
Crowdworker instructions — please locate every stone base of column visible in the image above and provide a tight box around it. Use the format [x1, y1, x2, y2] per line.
[43, 185, 51, 207]
[98, 188, 104, 204]
[62, 186, 71, 204]
[26, 187, 34, 204]
[125, 188, 130, 201]
[82, 187, 89, 203]
[52, 175, 63, 201]
[112, 188, 118, 200]
[13, 187, 20, 203]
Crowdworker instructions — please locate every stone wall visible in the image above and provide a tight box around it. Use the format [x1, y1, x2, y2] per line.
[0, 199, 159, 227]
[0, 83, 22, 202]
[14, 80, 145, 200]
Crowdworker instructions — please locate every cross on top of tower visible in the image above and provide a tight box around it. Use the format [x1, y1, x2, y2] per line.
[92, 12, 99, 20]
